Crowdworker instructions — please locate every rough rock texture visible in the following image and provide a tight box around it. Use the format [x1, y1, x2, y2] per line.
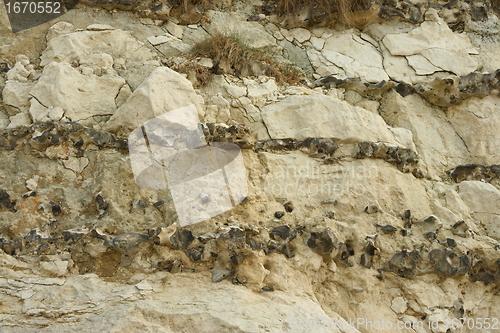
[105, 66, 205, 136]
[458, 181, 500, 240]
[382, 9, 479, 78]
[261, 94, 402, 144]
[448, 96, 500, 165]
[30, 62, 126, 122]
[381, 90, 470, 176]
[1, 1, 500, 332]
[40, 23, 160, 90]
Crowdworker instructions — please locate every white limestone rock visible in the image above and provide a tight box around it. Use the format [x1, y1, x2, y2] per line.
[28, 98, 48, 122]
[280, 28, 294, 42]
[307, 48, 345, 77]
[115, 84, 133, 108]
[7, 62, 30, 82]
[47, 106, 64, 121]
[62, 157, 90, 174]
[247, 85, 271, 107]
[104, 67, 204, 136]
[203, 11, 277, 49]
[261, 94, 399, 144]
[153, 36, 192, 57]
[448, 96, 500, 165]
[46, 21, 75, 41]
[7, 112, 31, 128]
[389, 127, 417, 151]
[29, 62, 126, 122]
[380, 90, 469, 176]
[86, 24, 116, 31]
[182, 25, 211, 45]
[197, 57, 213, 68]
[2, 80, 34, 115]
[224, 84, 247, 98]
[146, 35, 172, 45]
[391, 297, 408, 314]
[380, 43, 419, 84]
[382, 11, 480, 76]
[26, 176, 38, 190]
[406, 54, 442, 75]
[322, 31, 389, 82]
[40, 27, 150, 66]
[39, 259, 70, 277]
[420, 48, 478, 76]
[78, 53, 114, 75]
[40, 24, 158, 89]
[290, 28, 311, 43]
[310, 36, 325, 50]
[0, 270, 359, 333]
[459, 181, 500, 240]
[166, 21, 184, 39]
[0, 110, 10, 129]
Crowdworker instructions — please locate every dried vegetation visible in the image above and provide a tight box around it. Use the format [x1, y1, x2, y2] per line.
[174, 34, 301, 86]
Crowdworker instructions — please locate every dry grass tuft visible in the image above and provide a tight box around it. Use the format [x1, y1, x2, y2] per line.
[168, 0, 229, 14]
[174, 34, 301, 86]
[169, 0, 211, 10]
[168, 0, 368, 25]
[269, 0, 369, 25]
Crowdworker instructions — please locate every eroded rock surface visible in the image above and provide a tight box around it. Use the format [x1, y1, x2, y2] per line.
[1, 1, 500, 332]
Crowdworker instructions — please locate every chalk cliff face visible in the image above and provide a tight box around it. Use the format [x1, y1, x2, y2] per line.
[0, 1, 499, 332]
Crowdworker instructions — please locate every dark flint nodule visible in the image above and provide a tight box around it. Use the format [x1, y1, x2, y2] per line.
[274, 211, 285, 219]
[429, 249, 471, 276]
[186, 246, 204, 261]
[387, 250, 421, 278]
[337, 242, 354, 267]
[360, 242, 377, 269]
[153, 200, 164, 208]
[306, 228, 339, 256]
[470, 269, 495, 285]
[395, 82, 415, 97]
[376, 224, 397, 233]
[169, 229, 195, 249]
[446, 238, 457, 248]
[112, 233, 149, 251]
[157, 259, 182, 273]
[0, 190, 16, 212]
[270, 225, 297, 241]
[48, 201, 62, 216]
[22, 191, 37, 198]
[96, 194, 109, 211]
